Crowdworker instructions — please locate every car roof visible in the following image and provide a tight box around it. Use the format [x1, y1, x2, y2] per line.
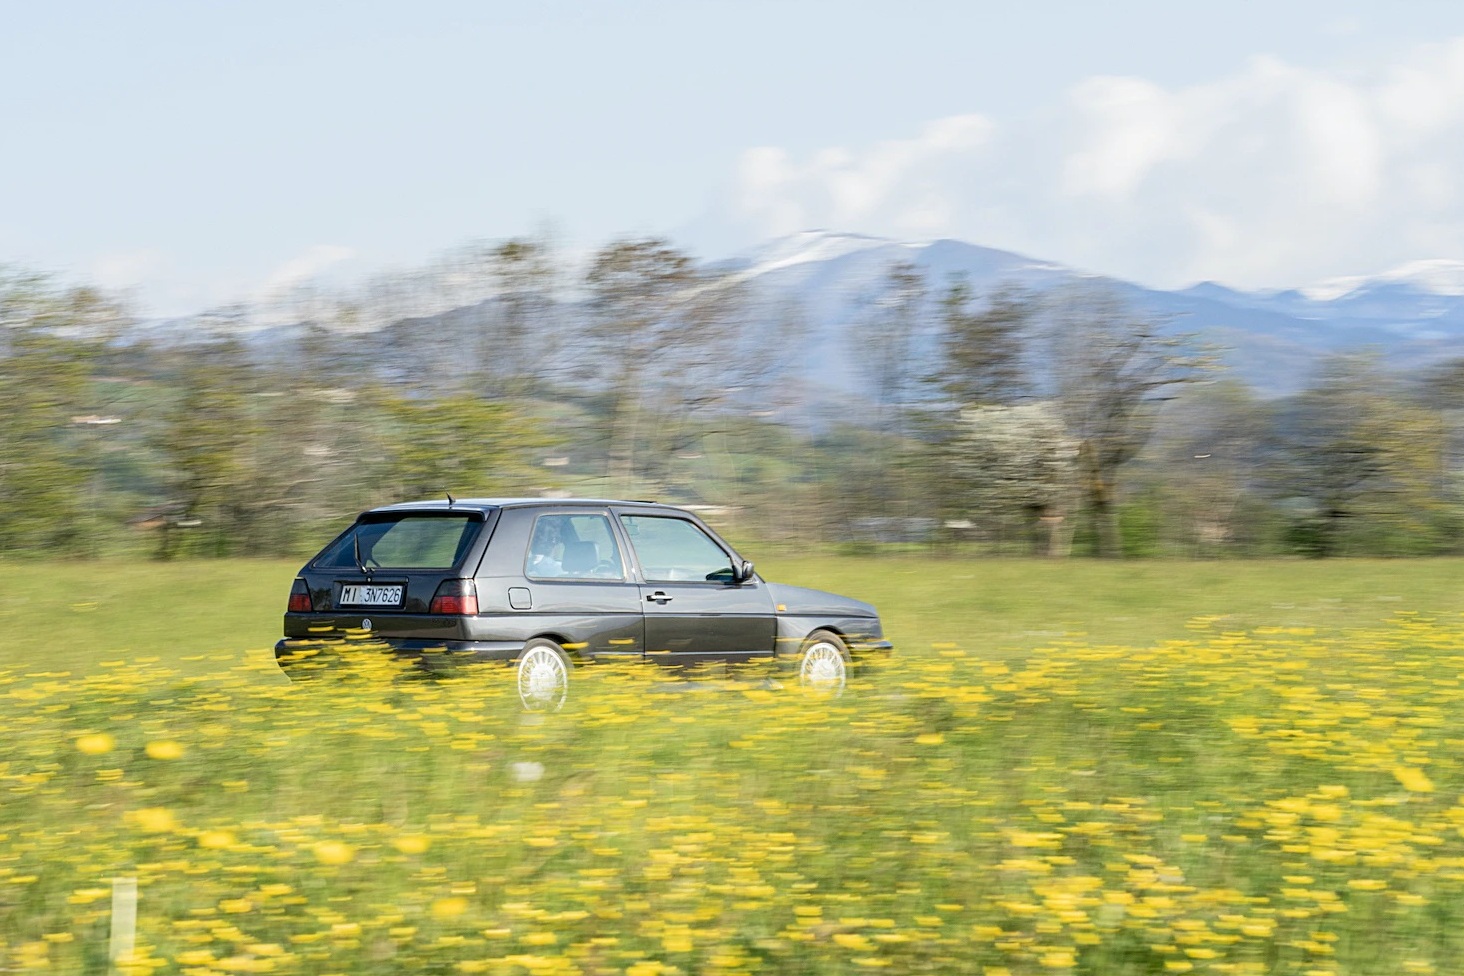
[365, 497, 681, 516]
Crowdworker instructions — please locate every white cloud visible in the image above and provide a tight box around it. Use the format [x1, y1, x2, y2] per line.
[726, 37, 1464, 290]
[735, 113, 994, 241]
[1062, 76, 1182, 199]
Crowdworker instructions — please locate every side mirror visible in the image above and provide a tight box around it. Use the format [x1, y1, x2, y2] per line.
[735, 560, 755, 584]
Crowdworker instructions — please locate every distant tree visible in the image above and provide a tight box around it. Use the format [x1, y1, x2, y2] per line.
[485, 236, 559, 398]
[378, 392, 557, 502]
[1269, 355, 1451, 556]
[1135, 379, 1271, 555]
[934, 278, 1031, 407]
[1414, 356, 1464, 510]
[921, 279, 1035, 529]
[950, 402, 1079, 555]
[853, 261, 931, 519]
[0, 271, 118, 554]
[1047, 284, 1206, 558]
[1417, 356, 1464, 412]
[582, 238, 749, 493]
[860, 261, 928, 422]
[152, 341, 264, 557]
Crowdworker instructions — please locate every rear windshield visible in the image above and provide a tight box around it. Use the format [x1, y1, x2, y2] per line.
[313, 513, 482, 570]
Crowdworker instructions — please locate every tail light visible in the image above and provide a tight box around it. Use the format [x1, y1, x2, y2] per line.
[287, 578, 313, 613]
[430, 579, 479, 615]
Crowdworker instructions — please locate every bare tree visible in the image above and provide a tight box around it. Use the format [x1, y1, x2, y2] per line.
[484, 236, 559, 398]
[1047, 284, 1205, 557]
[853, 261, 930, 519]
[1136, 379, 1271, 555]
[935, 278, 1031, 407]
[582, 238, 750, 494]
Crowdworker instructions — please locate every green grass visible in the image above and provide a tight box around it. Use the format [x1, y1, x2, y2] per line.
[0, 558, 298, 676]
[756, 555, 1464, 654]
[2, 556, 1461, 675]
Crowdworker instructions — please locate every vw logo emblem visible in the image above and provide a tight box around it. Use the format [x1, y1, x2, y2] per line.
[361, 618, 373, 631]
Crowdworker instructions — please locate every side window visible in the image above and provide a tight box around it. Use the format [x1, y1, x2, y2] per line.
[620, 515, 734, 583]
[525, 513, 625, 581]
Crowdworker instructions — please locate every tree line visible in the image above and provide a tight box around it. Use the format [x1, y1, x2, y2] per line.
[1, 237, 1460, 560]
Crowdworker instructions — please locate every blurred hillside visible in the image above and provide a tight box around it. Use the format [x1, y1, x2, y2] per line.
[2, 232, 1463, 560]
[132, 231, 1464, 407]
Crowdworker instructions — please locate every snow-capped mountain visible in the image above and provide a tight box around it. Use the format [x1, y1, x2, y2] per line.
[132, 230, 1464, 402]
[726, 231, 1464, 395]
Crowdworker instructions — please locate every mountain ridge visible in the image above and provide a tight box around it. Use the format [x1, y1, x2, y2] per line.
[134, 230, 1464, 399]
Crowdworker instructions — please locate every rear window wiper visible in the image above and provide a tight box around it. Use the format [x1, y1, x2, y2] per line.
[354, 530, 371, 578]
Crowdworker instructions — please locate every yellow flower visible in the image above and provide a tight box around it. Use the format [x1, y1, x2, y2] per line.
[76, 732, 115, 755]
[1394, 766, 1436, 793]
[145, 739, 185, 760]
[393, 834, 431, 855]
[432, 897, 469, 918]
[312, 840, 355, 865]
[132, 807, 177, 833]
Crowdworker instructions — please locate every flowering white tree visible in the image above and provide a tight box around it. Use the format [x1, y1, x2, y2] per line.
[952, 402, 1079, 555]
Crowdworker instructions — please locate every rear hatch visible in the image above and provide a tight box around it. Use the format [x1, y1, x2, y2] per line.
[286, 509, 490, 642]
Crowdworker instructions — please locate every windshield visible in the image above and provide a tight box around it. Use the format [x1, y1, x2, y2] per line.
[313, 513, 482, 570]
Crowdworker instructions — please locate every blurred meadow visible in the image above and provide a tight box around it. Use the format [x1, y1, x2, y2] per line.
[5, 556, 1464, 973]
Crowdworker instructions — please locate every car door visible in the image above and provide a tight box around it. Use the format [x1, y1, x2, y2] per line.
[616, 511, 776, 663]
[515, 509, 644, 660]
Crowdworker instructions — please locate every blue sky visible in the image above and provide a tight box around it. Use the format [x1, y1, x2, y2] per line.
[6, 1, 1464, 315]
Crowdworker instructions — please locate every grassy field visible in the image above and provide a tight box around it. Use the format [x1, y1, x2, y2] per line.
[3, 557, 1464, 974]
[2, 555, 1461, 673]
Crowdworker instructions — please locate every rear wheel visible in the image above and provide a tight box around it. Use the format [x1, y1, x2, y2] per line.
[517, 639, 573, 711]
[797, 630, 849, 693]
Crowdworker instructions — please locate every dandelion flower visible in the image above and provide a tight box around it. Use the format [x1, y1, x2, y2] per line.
[393, 835, 431, 855]
[432, 897, 469, 918]
[1394, 767, 1436, 793]
[145, 740, 185, 760]
[76, 732, 115, 755]
[132, 807, 177, 833]
[312, 841, 355, 865]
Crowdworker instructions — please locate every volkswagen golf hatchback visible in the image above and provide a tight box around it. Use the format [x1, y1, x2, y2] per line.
[276, 498, 892, 708]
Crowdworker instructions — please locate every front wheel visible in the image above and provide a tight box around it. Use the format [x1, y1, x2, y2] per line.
[517, 639, 573, 711]
[797, 630, 849, 693]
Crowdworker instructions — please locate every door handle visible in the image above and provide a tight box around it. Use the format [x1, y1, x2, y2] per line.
[646, 591, 673, 605]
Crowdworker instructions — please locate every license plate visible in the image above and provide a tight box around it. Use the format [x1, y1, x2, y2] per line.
[339, 584, 403, 607]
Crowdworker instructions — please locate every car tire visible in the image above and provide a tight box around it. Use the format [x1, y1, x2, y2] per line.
[517, 638, 573, 711]
[797, 630, 849, 693]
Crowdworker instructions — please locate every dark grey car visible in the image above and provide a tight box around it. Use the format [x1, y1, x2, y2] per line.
[276, 498, 893, 707]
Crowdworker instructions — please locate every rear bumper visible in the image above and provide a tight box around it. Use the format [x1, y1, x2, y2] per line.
[273, 637, 524, 673]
